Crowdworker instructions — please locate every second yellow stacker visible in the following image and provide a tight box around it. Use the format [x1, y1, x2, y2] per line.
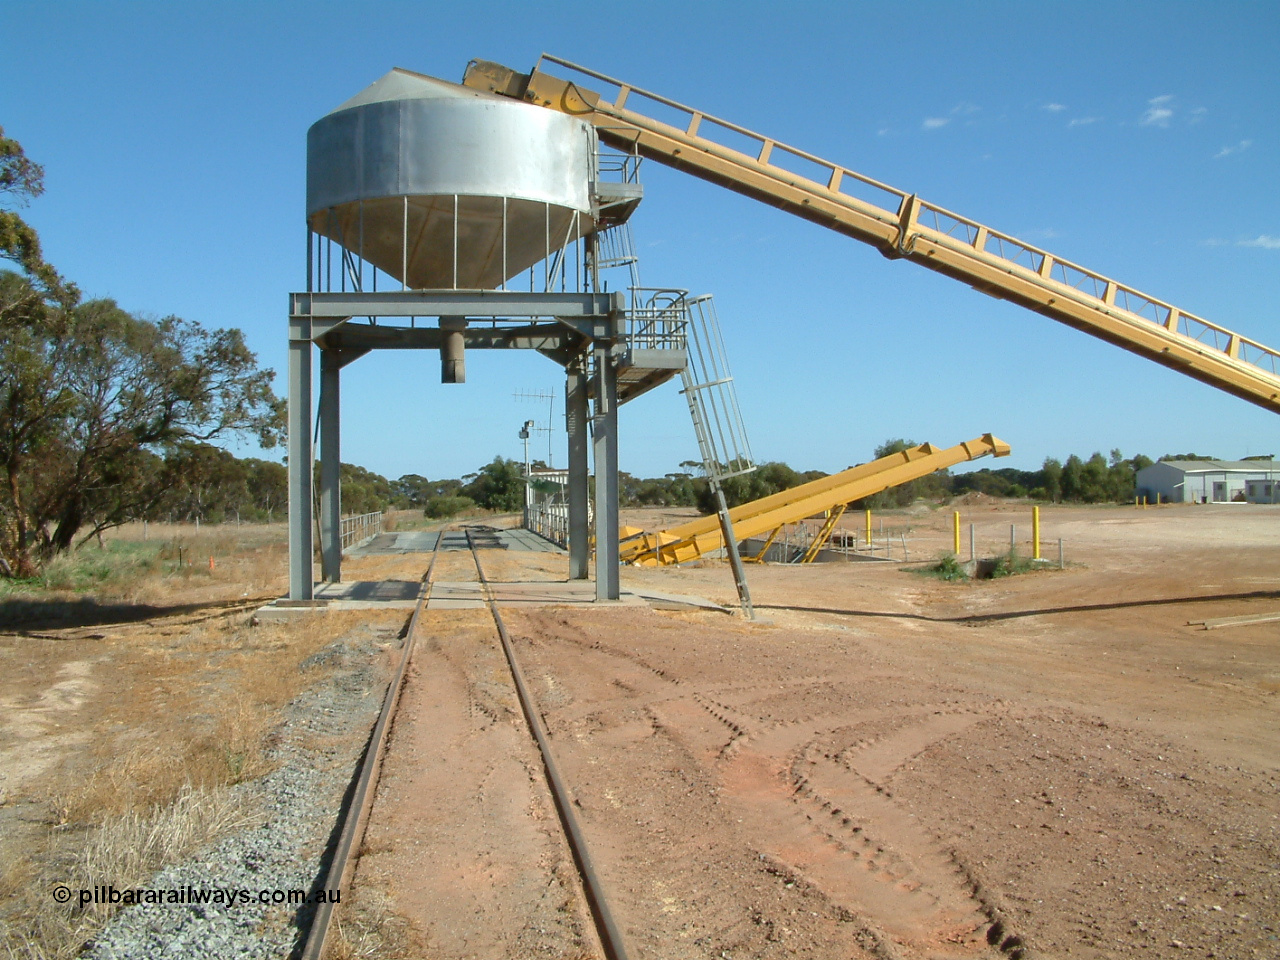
[620, 434, 1010, 566]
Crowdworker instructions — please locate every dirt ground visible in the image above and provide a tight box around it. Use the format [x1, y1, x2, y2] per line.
[352, 502, 1280, 960]
[2, 504, 1277, 959]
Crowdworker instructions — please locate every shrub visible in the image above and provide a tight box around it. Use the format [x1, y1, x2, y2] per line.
[424, 495, 476, 519]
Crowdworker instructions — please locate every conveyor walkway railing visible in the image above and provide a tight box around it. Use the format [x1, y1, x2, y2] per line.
[463, 56, 1280, 414]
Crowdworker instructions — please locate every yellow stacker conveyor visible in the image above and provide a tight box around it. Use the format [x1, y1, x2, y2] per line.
[621, 434, 1010, 567]
[464, 56, 1280, 414]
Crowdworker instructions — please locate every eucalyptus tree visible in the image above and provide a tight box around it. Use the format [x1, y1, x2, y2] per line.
[0, 129, 283, 576]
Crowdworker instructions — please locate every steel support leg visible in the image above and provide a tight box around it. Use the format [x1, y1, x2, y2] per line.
[592, 343, 620, 601]
[288, 336, 314, 600]
[566, 358, 590, 580]
[711, 479, 755, 619]
[319, 349, 341, 583]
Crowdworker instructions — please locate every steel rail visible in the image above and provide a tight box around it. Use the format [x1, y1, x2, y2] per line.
[299, 540, 440, 960]
[465, 528, 632, 960]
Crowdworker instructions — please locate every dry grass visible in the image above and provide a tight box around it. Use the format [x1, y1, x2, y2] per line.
[0, 521, 288, 614]
[327, 887, 423, 960]
[0, 518, 407, 960]
[0, 784, 257, 960]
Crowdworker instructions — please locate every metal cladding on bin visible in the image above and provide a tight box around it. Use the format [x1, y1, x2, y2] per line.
[307, 68, 598, 290]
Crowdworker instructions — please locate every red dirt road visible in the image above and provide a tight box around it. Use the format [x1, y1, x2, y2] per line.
[351, 503, 1280, 959]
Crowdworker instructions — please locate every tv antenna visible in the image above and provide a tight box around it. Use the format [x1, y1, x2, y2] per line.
[513, 389, 556, 467]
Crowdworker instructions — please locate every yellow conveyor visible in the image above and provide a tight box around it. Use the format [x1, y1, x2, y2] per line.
[464, 56, 1280, 414]
[620, 434, 1010, 566]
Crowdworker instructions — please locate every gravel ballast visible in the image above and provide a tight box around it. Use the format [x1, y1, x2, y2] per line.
[84, 625, 398, 959]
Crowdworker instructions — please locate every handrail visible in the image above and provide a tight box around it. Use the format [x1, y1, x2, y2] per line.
[339, 511, 382, 550]
[465, 56, 1280, 411]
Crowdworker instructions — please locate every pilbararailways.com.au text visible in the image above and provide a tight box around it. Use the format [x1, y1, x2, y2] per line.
[54, 885, 340, 908]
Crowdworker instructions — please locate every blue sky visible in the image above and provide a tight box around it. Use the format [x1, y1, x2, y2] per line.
[4, 1, 1278, 482]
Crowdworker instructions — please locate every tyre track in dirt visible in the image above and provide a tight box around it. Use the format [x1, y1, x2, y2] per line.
[510, 607, 1027, 959]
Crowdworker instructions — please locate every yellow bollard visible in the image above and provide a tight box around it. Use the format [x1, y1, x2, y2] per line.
[952, 511, 961, 555]
[1032, 505, 1041, 560]
[865, 509, 872, 551]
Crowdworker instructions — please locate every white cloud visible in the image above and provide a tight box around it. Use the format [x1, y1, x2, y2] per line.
[1189, 106, 1208, 125]
[1068, 116, 1101, 127]
[877, 127, 892, 137]
[1141, 95, 1175, 127]
[921, 101, 982, 131]
[1042, 103, 1067, 113]
[1214, 139, 1253, 159]
[1240, 235, 1280, 250]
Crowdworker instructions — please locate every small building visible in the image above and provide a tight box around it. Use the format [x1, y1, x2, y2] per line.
[1136, 460, 1280, 504]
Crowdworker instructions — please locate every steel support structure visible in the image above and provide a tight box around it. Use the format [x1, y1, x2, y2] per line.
[566, 358, 591, 580]
[287, 336, 314, 601]
[592, 338, 620, 600]
[287, 289, 626, 601]
[319, 350, 342, 583]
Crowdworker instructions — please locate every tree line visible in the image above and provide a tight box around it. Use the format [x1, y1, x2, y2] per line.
[212, 443, 1235, 526]
[2, 127, 1256, 577]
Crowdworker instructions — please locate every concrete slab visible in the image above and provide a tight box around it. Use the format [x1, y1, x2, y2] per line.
[497, 529, 566, 553]
[631, 589, 730, 613]
[488, 580, 645, 608]
[346, 531, 440, 556]
[426, 580, 646, 609]
[317, 580, 422, 602]
[257, 579, 723, 619]
[428, 581, 486, 609]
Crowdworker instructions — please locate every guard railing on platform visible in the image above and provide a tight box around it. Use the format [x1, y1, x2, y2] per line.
[340, 511, 383, 551]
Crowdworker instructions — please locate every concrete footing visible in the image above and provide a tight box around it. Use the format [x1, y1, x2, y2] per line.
[253, 578, 726, 621]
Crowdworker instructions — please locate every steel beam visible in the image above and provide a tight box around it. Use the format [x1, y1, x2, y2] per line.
[592, 342, 620, 600]
[288, 337, 314, 600]
[566, 358, 591, 580]
[319, 349, 342, 583]
[318, 322, 582, 355]
[291, 289, 624, 320]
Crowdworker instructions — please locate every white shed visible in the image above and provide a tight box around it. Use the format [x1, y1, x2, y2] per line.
[1136, 460, 1280, 504]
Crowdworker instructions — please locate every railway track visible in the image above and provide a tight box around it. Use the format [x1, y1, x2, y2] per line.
[301, 524, 629, 960]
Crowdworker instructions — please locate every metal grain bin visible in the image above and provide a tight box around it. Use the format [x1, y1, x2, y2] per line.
[307, 68, 597, 290]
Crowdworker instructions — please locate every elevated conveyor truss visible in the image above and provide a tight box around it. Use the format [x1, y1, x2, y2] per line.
[620, 434, 1011, 567]
[463, 56, 1280, 414]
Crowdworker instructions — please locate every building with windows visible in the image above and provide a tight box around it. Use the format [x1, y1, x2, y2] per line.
[1136, 460, 1280, 504]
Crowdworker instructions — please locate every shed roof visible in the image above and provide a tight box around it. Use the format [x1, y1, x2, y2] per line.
[1156, 460, 1280, 473]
